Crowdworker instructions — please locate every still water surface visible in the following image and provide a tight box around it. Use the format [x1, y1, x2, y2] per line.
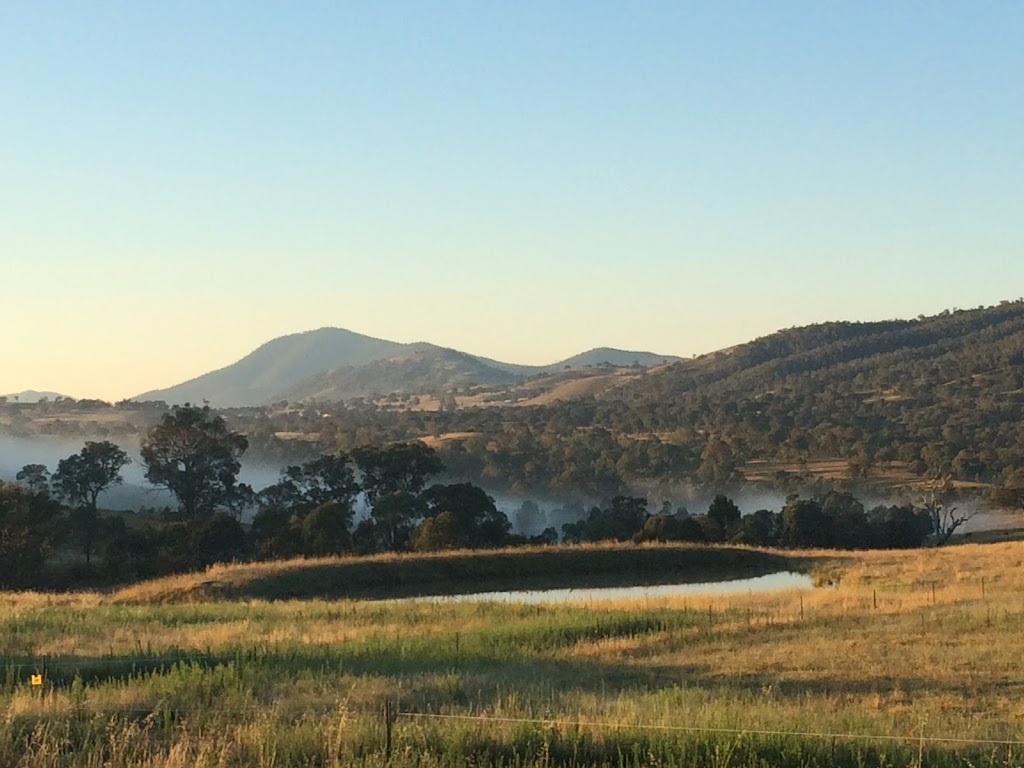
[419, 571, 813, 604]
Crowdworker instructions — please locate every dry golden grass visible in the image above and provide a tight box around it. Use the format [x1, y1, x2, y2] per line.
[516, 373, 627, 406]
[0, 590, 99, 616]
[417, 432, 480, 448]
[6, 541, 1024, 765]
[742, 458, 1005, 497]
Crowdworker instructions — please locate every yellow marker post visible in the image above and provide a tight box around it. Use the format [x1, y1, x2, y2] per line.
[30, 674, 43, 687]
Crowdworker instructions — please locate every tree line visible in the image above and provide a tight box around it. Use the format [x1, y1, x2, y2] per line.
[1, 404, 964, 590]
[562, 492, 936, 550]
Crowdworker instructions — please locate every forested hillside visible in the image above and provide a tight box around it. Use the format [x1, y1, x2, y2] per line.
[612, 300, 1024, 481]
[281, 348, 519, 402]
[252, 301, 1024, 498]
[7, 302, 1024, 502]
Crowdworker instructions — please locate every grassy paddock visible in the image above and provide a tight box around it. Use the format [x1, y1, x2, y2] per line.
[2, 542, 1024, 766]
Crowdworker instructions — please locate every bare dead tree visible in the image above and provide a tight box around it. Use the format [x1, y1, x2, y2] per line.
[921, 475, 976, 545]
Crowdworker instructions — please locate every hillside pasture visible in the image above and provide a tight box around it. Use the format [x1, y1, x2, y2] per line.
[2, 543, 1024, 765]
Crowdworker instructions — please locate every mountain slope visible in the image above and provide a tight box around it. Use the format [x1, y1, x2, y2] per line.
[593, 301, 1024, 483]
[135, 328, 429, 407]
[403, 301, 1024, 497]
[280, 348, 519, 402]
[136, 326, 682, 407]
[617, 303, 1024, 405]
[546, 347, 680, 370]
[0, 390, 71, 403]
[472, 348, 681, 375]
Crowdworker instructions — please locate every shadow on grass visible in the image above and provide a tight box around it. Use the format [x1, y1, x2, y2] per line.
[120, 546, 830, 603]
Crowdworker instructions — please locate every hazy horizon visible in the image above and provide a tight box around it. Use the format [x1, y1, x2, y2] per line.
[4, 3, 1023, 400]
[2, 303, 1009, 403]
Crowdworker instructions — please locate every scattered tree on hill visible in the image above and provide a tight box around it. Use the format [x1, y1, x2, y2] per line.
[634, 512, 705, 543]
[52, 441, 130, 565]
[191, 513, 246, 567]
[361, 490, 426, 552]
[352, 442, 444, 503]
[15, 464, 50, 495]
[301, 501, 354, 555]
[254, 454, 360, 555]
[698, 440, 740, 485]
[52, 441, 130, 511]
[411, 510, 467, 551]
[140, 404, 249, 518]
[250, 505, 303, 559]
[821, 491, 873, 549]
[732, 509, 780, 547]
[0, 481, 62, 588]
[260, 454, 360, 515]
[562, 496, 649, 543]
[706, 494, 742, 540]
[990, 470, 1024, 513]
[781, 497, 832, 549]
[421, 482, 511, 548]
[870, 504, 932, 548]
[514, 500, 545, 535]
[920, 477, 975, 545]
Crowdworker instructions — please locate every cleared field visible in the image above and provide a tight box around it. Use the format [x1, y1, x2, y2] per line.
[742, 457, 999, 497]
[417, 432, 480, 449]
[2, 543, 1024, 766]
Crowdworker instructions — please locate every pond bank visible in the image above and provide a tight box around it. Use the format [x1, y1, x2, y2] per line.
[112, 544, 820, 604]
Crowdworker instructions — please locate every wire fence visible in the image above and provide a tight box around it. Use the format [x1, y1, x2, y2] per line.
[393, 709, 1024, 749]
[1, 692, 1023, 752]
[2, 575, 1022, 753]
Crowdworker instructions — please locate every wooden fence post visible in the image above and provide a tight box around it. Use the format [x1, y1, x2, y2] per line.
[383, 699, 394, 763]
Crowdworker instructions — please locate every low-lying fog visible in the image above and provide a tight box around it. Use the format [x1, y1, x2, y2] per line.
[0, 435, 1011, 534]
[0, 435, 282, 512]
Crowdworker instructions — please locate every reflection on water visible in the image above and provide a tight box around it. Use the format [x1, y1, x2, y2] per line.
[419, 571, 813, 604]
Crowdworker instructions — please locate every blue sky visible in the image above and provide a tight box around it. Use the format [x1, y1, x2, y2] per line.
[2, 2, 1023, 400]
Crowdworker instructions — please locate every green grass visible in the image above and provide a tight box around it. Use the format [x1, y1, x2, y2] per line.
[3, 543, 1024, 766]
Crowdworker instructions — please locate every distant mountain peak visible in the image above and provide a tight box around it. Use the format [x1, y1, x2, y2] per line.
[134, 328, 680, 407]
[1, 390, 72, 403]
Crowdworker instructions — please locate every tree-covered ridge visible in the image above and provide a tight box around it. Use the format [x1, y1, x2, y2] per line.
[608, 301, 1024, 482]
[5, 301, 1024, 501]
[240, 302, 1024, 498]
[624, 301, 1024, 400]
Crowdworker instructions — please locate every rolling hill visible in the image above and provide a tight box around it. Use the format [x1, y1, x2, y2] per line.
[135, 328, 679, 407]
[547, 347, 679, 370]
[134, 328, 430, 407]
[614, 301, 1024, 406]
[0, 390, 71, 403]
[280, 347, 520, 402]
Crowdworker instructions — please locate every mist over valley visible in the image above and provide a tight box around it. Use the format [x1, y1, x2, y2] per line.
[6, 301, 1024, 538]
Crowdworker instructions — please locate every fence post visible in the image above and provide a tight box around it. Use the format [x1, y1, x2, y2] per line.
[383, 699, 394, 763]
